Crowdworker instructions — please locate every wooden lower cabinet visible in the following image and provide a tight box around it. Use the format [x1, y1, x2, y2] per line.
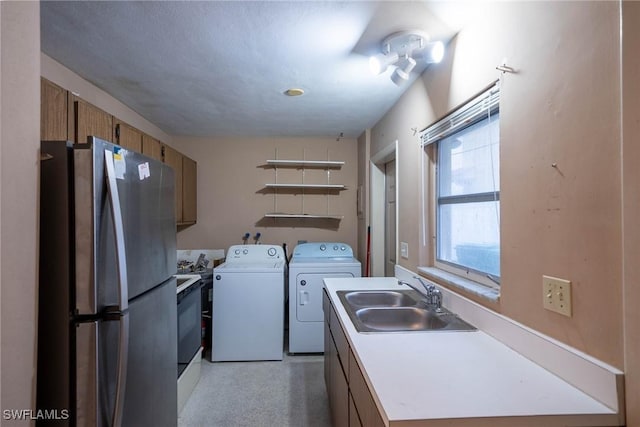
[349, 350, 385, 427]
[349, 395, 363, 427]
[324, 290, 384, 427]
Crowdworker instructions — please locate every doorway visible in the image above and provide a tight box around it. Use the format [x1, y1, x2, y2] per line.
[370, 141, 398, 278]
[384, 159, 396, 277]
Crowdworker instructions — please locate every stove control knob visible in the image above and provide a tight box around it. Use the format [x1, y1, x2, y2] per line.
[215, 275, 221, 280]
[243, 249, 249, 255]
[234, 249, 240, 255]
[320, 244, 326, 251]
[341, 246, 346, 251]
[333, 245, 339, 251]
[300, 280, 307, 286]
[267, 247, 277, 256]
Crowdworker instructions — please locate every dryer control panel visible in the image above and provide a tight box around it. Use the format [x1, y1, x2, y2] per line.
[292, 242, 353, 258]
[225, 244, 284, 262]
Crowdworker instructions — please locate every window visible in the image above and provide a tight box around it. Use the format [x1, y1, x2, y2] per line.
[421, 85, 500, 286]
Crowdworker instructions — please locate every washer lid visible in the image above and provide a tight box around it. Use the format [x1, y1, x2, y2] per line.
[215, 260, 285, 272]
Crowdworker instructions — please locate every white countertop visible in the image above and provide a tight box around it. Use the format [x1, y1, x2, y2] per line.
[174, 274, 201, 294]
[324, 277, 620, 427]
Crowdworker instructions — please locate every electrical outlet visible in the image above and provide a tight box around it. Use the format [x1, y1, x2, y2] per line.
[400, 242, 409, 259]
[542, 275, 572, 317]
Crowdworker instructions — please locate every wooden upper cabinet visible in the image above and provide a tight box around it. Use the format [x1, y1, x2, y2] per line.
[142, 134, 163, 162]
[41, 78, 68, 140]
[113, 119, 142, 153]
[182, 155, 197, 224]
[72, 97, 113, 144]
[163, 145, 183, 224]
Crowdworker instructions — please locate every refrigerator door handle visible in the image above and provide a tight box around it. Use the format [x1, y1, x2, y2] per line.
[104, 149, 129, 310]
[104, 149, 130, 426]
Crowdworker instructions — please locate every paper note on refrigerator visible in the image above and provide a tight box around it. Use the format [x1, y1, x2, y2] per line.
[138, 162, 150, 180]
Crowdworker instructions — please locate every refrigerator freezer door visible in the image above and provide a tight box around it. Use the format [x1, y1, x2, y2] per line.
[75, 280, 177, 427]
[74, 137, 176, 314]
[122, 278, 177, 426]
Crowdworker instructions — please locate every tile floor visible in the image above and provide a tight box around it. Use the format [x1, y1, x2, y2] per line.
[178, 352, 331, 427]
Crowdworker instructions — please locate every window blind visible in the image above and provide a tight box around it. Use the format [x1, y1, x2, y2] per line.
[420, 83, 500, 147]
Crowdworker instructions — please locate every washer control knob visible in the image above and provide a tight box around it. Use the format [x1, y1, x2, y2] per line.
[234, 249, 240, 255]
[243, 249, 249, 255]
[267, 247, 277, 256]
[320, 244, 326, 251]
[300, 280, 307, 286]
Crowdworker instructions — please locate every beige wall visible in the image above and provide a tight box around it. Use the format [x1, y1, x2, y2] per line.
[1, 1, 40, 424]
[623, 1, 640, 423]
[172, 136, 359, 258]
[367, 1, 623, 370]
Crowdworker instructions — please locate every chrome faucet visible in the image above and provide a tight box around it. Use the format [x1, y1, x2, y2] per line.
[398, 276, 443, 312]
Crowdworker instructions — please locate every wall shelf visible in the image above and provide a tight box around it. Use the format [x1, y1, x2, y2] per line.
[266, 159, 345, 168]
[263, 150, 345, 225]
[264, 213, 344, 220]
[265, 183, 346, 190]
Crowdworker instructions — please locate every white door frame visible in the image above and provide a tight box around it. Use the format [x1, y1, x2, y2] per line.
[369, 141, 398, 277]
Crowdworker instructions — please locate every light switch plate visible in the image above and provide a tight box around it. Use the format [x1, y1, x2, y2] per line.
[400, 242, 409, 259]
[542, 275, 572, 317]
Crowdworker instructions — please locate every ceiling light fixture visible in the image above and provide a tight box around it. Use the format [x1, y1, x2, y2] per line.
[284, 88, 305, 97]
[370, 31, 445, 86]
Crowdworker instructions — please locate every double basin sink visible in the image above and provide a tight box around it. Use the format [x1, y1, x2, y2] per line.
[337, 289, 476, 333]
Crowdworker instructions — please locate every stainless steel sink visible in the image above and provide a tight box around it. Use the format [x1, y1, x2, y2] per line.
[356, 307, 447, 331]
[344, 290, 417, 307]
[336, 290, 476, 333]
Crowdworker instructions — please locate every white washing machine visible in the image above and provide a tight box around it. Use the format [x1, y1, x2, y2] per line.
[288, 242, 361, 353]
[212, 244, 285, 361]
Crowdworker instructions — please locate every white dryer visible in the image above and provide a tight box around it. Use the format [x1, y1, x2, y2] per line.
[288, 242, 361, 353]
[212, 244, 285, 361]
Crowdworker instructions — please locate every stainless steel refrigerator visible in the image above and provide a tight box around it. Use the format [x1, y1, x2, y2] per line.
[37, 137, 177, 426]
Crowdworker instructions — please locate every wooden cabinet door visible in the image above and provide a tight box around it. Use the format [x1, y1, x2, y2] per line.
[182, 155, 197, 224]
[163, 145, 183, 224]
[142, 134, 163, 162]
[331, 343, 349, 427]
[349, 351, 384, 427]
[114, 119, 142, 152]
[74, 99, 112, 144]
[41, 78, 68, 140]
[349, 394, 363, 427]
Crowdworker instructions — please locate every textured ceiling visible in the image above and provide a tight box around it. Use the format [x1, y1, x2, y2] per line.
[41, 1, 458, 138]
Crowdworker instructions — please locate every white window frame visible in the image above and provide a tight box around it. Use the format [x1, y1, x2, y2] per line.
[420, 83, 500, 291]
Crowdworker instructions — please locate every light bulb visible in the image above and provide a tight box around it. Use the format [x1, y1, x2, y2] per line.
[428, 41, 445, 63]
[369, 51, 400, 75]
